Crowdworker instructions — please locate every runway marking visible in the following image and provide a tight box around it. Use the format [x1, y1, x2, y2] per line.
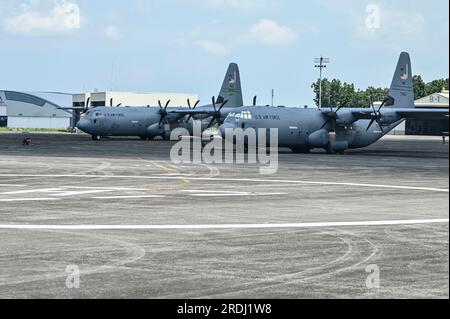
[187, 193, 287, 197]
[2, 188, 62, 195]
[0, 219, 447, 230]
[0, 184, 28, 187]
[92, 195, 166, 199]
[0, 198, 61, 202]
[0, 174, 447, 193]
[51, 190, 113, 197]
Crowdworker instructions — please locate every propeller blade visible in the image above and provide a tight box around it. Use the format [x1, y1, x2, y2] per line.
[253, 96, 257, 106]
[369, 96, 378, 114]
[377, 97, 389, 113]
[185, 115, 192, 124]
[193, 100, 200, 109]
[165, 100, 171, 110]
[158, 100, 162, 109]
[206, 117, 216, 129]
[218, 100, 228, 112]
[376, 119, 385, 133]
[212, 96, 216, 111]
[321, 118, 331, 129]
[336, 100, 348, 113]
[187, 99, 191, 109]
[110, 98, 113, 107]
[366, 119, 376, 131]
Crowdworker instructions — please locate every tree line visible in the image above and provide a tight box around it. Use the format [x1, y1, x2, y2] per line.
[311, 77, 449, 108]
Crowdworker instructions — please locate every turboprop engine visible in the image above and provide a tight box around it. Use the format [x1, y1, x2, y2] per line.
[147, 123, 164, 136]
[307, 129, 348, 153]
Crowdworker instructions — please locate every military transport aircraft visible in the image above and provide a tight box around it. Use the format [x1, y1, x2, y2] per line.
[75, 63, 245, 140]
[218, 52, 449, 154]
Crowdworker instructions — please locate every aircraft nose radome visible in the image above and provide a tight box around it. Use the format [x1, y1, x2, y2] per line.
[76, 119, 88, 131]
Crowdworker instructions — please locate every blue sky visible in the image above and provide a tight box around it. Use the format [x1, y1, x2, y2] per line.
[0, 0, 448, 106]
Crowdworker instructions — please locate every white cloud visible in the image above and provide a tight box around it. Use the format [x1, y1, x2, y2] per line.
[352, 4, 427, 51]
[197, 39, 227, 56]
[105, 24, 123, 40]
[3, 0, 81, 35]
[250, 19, 298, 46]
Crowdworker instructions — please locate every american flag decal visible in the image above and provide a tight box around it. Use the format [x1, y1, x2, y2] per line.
[400, 64, 409, 80]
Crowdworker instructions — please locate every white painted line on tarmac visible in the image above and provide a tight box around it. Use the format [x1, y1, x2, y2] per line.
[0, 184, 28, 187]
[188, 193, 287, 197]
[0, 174, 447, 193]
[92, 195, 166, 199]
[2, 188, 62, 195]
[51, 190, 113, 197]
[0, 198, 61, 202]
[0, 219, 447, 230]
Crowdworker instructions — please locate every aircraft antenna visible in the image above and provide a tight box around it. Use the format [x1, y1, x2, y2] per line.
[314, 56, 330, 108]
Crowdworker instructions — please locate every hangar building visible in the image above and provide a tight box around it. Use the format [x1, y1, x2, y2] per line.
[0, 91, 72, 129]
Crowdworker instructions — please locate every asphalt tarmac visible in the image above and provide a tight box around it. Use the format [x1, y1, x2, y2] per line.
[0, 133, 448, 298]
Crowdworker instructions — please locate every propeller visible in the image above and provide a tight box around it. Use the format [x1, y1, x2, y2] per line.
[81, 97, 91, 115]
[158, 100, 171, 125]
[110, 98, 122, 107]
[366, 96, 389, 132]
[206, 96, 228, 129]
[321, 100, 348, 131]
[185, 99, 201, 124]
[253, 96, 257, 106]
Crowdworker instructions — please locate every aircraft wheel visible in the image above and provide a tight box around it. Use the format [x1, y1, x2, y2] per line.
[91, 135, 101, 141]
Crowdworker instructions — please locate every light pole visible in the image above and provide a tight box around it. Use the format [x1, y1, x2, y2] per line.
[314, 56, 330, 108]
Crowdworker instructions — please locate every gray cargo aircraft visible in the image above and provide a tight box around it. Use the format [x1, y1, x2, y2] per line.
[217, 52, 449, 153]
[76, 63, 244, 140]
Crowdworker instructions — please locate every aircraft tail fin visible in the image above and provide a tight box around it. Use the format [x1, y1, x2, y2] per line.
[386, 52, 414, 108]
[216, 63, 243, 108]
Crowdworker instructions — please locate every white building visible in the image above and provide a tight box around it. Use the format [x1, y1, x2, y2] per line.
[73, 91, 198, 108]
[0, 91, 72, 129]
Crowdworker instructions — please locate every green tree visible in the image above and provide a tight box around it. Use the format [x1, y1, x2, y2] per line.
[312, 75, 449, 108]
[425, 78, 449, 96]
[412, 75, 426, 99]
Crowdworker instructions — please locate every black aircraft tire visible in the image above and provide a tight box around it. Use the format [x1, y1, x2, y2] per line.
[91, 135, 100, 141]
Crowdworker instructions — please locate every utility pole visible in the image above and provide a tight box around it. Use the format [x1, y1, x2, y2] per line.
[271, 89, 274, 106]
[314, 56, 330, 108]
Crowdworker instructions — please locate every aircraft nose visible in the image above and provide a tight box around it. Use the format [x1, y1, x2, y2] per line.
[218, 123, 235, 138]
[76, 119, 89, 131]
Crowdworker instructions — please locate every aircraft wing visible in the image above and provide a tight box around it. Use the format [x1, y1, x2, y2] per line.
[57, 107, 85, 110]
[168, 109, 215, 116]
[350, 108, 449, 120]
[393, 108, 449, 120]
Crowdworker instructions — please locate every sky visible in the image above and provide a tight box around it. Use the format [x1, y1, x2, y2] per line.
[0, 0, 448, 106]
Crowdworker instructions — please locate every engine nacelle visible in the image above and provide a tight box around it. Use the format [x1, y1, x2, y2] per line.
[307, 129, 330, 147]
[336, 110, 356, 125]
[147, 123, 163, 136]
[329, 140, 349, 152]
